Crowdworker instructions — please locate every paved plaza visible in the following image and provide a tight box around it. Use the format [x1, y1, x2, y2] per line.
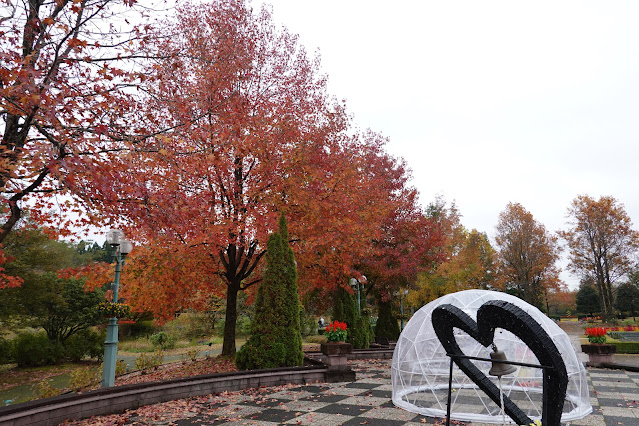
[82, 359, 639, 426]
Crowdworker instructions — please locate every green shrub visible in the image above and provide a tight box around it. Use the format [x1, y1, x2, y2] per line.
[135, 350, 164, 372]
[305, 335, 327, 344]
[64, 329, 105, 362]
[14, 332, 64, 367]
[151, 350, 164, 367]
[69, 367, 100, 392]
[135, 353, 154, 371]
[126, 320, 157, 338]
[614, 342, 639, 354]
[150, 331, 176, 350]
[332, 286, 371, 349]
[236, 340, 286, 370]
[115, 359, 128, 376]
[0, 338, 14, 364]
[32, 379, 60, 399]
[299, 309, 318, 337]
[185, 348, 199, 362]
[234, 315, 252, 337]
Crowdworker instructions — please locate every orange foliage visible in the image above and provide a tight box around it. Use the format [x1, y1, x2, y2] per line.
[0, 247, 22, 289]
[495, 203, 562, 309]
[546, 288, 576, 316]
[1, 1, 154, 243]
[64, 1, 416, 355]
[560, 195, 639, 319]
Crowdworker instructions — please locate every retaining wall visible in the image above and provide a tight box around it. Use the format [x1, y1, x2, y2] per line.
[0, 349, 394, 426]
[0, 365, 325, 426]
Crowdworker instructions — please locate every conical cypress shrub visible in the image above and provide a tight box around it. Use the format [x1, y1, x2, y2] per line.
[236, 214, 303, 369]
[279, 214, 303, 366]
[332, 286, 370, 349]
[374, 298, 400, 341]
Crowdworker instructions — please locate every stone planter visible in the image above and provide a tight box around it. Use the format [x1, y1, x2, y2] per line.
[321, 342, 355, 382]
[581, 343, 616, 366]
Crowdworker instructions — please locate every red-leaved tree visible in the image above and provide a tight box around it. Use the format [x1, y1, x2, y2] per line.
[0, 0, 162, 287]
[73, 0, 411, 356]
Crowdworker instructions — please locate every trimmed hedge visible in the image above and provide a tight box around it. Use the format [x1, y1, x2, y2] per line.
[614, 342, 639, 354]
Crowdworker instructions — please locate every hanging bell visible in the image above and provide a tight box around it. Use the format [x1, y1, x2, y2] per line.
[488, 350, 517, 377]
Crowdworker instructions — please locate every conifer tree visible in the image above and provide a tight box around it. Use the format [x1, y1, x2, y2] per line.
[375, 298, 400, 341]
[236, 214, 303, 369]
[279, 214, 304, 366]
[332, 286, 370, 348]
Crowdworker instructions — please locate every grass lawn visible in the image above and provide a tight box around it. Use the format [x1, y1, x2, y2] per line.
[0, 338, 321, 407]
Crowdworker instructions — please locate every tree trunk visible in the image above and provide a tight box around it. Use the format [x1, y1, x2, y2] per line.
[218, 242, 265, 357]
[222, 282, 239, 357]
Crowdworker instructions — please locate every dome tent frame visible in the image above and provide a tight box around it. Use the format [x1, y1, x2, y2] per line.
[391, 290, 592, 424]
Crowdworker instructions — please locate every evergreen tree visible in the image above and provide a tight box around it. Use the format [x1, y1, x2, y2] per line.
[375, 298, 400, 341]
[576, 285, 601, 318]
[0, 229, 105, 342]
[331, 286, 370, 348]
[279, 214, 304, 366]
[615, 282, 639, 320]
[236, 214, 303, 369]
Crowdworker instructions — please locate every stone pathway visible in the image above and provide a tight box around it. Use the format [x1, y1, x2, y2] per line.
[74, 359, 639, 425]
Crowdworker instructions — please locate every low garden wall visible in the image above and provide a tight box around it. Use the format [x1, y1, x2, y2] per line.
[305, 348, 394, 361]
[0, 364, 326, 426]
[0, 349, 394, 426]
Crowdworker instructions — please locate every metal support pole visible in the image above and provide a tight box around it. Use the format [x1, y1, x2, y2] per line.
[400, 293, 405, 330]
[102, 254, 122, 388]
[446, 357, 454, 426]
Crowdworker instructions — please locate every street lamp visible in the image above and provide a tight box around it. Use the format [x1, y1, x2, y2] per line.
[101, 229, 133, 388]
[395, 289, 409, 331]
[349, 276, 366, 314]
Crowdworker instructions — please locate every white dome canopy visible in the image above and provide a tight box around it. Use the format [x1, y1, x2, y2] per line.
[391, 290, 591, 424]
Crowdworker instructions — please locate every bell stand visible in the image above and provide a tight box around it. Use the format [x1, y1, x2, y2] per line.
[444, 353, 553, 426]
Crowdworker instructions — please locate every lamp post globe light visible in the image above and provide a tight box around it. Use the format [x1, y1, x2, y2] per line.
[102, 229, 133, 388]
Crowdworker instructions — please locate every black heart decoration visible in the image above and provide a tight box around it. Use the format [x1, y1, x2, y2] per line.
[432, 300, 568, 426]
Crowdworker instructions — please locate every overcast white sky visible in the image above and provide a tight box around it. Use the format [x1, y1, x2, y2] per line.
[259, 0, 639, 289]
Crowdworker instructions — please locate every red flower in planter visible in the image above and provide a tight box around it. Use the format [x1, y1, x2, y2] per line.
[585, 327, 607, 344]
[325, 320, 348, 342]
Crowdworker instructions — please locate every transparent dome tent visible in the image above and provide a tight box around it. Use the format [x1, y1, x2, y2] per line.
[391, 290, 591, 424]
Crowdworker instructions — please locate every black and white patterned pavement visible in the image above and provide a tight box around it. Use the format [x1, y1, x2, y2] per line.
[89, 359, 639, 426]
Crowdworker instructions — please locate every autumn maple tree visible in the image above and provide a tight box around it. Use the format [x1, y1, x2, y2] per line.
[0, 0, 162, 287]
[494, 202, 562, 310]
[560, 195, 639, 319]
[69, 0, 412, 357]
